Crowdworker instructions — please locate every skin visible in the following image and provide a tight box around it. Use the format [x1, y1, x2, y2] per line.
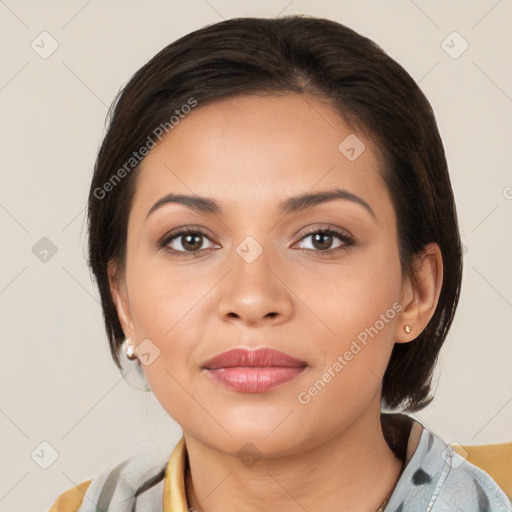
[109, 93, 443, 512]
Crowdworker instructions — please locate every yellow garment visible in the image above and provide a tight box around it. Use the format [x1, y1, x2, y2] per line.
[48, 438, 188, 512]
[163, 437, 189, 512]
[48, 437, 512, 511]
[47, 480, 92, 512]
[453, 441, 512, 500]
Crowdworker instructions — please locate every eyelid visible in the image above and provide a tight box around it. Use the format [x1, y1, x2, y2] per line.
[157, 225, 218, 252]
[292, 224, 355, 251]
[295, 223, 353, 241]
[158, 223, 355, 256]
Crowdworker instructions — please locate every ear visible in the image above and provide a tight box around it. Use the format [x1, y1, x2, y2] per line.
[108, 261, 135, 340]
[395, 242, 443, 343]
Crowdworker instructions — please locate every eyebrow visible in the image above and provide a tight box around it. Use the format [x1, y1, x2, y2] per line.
[145, 187, 376, 221]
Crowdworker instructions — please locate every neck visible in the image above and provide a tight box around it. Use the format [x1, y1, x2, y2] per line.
[183, 408, 405, 512]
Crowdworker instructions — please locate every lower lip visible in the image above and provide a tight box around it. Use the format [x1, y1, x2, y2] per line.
[204, 367, 307, 393]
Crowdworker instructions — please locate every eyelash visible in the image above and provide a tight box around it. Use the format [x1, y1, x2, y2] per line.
[158, 225, 355, 257]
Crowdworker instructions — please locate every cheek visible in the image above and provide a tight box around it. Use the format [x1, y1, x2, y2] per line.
[126, 243, 214, 339]
[125, 268, 205, 426]
[305, 238, 402, 345]
[123, 257, 206, 384]
[294, 280, 401, 437]
[299, 240, 403, 394]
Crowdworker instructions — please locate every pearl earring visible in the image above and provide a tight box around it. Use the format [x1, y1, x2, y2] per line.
[123, 337, 137, 360]
[404, 325, 412, 334]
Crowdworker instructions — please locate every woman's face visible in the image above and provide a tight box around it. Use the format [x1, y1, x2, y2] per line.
[111, 93, 410, 456]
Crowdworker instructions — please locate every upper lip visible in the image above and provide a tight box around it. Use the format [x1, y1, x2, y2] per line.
[202, 348, 308, 369]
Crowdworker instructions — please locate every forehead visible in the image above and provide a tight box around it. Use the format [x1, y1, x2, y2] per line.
[131, 93, 391, 221]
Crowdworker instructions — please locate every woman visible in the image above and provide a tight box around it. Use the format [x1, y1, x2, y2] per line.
[49, 15, 511, 512]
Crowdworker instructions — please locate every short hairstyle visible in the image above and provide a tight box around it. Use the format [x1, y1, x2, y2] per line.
[87, 15, 463, 412]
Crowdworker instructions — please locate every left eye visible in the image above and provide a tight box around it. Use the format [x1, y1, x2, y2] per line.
[295, 229, 352, 252]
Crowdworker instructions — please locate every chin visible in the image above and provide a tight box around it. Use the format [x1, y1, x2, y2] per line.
[187, 408, 314, 459]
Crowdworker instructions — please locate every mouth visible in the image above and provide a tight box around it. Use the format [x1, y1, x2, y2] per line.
[202, 347, 308, 393]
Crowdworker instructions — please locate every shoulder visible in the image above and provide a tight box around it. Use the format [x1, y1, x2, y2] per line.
[48, 447, 172, 512]
[435, 445, 512, 511]
[48, 480, 92, 512]
[386, 421, 512, 511]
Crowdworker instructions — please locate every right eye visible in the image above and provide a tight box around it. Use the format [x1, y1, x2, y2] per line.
[160, 228, 218, 256]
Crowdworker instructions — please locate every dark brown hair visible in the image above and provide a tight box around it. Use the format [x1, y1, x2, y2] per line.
[87, 14, 462, 412]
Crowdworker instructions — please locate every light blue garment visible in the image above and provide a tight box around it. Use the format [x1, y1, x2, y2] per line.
[76, 446, 168, 512]
[76, 413, 511, 511]
[384, 416, 511, 511]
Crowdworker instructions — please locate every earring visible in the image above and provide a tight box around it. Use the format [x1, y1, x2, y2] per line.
[123, 337, 137, 360]
[404, 325, 412, 334]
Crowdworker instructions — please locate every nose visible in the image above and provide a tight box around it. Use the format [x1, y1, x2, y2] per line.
[216, 245, 294, 327]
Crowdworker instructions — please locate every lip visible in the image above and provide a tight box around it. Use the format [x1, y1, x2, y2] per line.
[203, 348, 307, 369]
[202, 348, 308, 393]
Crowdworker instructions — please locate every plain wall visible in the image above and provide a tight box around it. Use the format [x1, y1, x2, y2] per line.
[0, 1, 511, 510]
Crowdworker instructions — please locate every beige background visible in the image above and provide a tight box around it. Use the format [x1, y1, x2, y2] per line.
[0, 1, 511, 510]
